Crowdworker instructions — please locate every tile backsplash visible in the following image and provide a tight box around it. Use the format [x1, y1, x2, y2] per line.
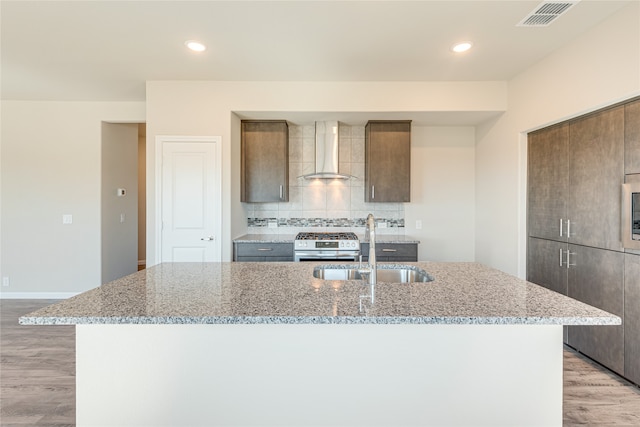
[244, 123, 405, 235]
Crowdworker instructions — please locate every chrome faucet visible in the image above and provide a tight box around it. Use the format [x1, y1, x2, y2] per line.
[365, 213, 377, 286]
[358, 213, 377, 312]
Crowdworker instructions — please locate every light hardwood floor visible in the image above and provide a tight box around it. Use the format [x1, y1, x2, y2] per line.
[2, 299, 639, 426]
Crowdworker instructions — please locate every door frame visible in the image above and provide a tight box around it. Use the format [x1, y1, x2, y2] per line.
[154, 135, 223, 263]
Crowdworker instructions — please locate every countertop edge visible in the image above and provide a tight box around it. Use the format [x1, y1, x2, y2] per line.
[19, 315, 622, 326]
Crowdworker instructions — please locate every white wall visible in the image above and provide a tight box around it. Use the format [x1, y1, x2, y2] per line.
[101, 122, 138, 284]
[406, 126, 476, 262]
[146, 81, 507, 264]
[475, 2, 640, 277]
[1, 101, 145, 296]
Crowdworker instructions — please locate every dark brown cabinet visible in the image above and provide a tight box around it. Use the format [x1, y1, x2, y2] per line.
[568, 106, 624, 251]
[625, 254, 640, 384]
[526, 237, 567, 296]
[233, 242, 294, 262]
[527, 237, 625, 374]
[360, 242, 418, 262]
[527, 101, 634, 381]
[567, 245, 625, 376]
[364, 121, 411, 202]
[625, 99, 640, 175]
[527, 107, 624, 251]
[527, 123, 569, 241]
[241, 120, 289, 203]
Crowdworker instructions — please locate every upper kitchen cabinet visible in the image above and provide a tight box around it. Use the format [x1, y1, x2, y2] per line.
[527, 123, 569, 241]
[625, 98, 640, 175]
[568, 106, 624, 251]
[241, 120, 289, 203]
[527, 106, 624, 250]
[365, 121, 411, 203]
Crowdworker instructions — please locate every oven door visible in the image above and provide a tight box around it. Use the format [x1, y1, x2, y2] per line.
[622, 181, 640, 250]
[294, 250, 360, 262]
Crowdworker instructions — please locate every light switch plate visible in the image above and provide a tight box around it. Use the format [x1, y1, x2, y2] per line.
[62, 214, 73, 225]
[416, 220, 422, 229]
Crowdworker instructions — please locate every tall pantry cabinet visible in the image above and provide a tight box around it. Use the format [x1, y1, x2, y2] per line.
[527, 101, 636, 381]
[624, 99, 640, 385]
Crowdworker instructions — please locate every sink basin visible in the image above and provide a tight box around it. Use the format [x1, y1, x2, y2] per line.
[313, 264, 434, 283]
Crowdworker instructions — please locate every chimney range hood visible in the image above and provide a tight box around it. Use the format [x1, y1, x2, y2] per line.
[302, 121, 353, 180]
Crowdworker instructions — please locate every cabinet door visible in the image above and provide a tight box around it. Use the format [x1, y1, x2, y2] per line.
[567, 245, 624, 375]
[365, 121, 411, 202]
[568, 107, 624, 251]
[527, 124, 569, 241]
[625, 254, 640, 384]
[625, 99, 640, 175]
[526, 238, 567, 295]
[241, 120, 289, 202]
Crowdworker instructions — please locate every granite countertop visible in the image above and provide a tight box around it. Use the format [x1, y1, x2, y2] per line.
[233, 234, 421, 244]
[20, 262, 620, 326]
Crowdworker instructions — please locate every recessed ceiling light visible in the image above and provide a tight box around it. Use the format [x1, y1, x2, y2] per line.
[185, 40, 206, 52]
[451, 42, 473, 53]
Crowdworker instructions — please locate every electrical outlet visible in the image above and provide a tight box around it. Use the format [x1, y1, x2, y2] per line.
[62, 214, 73, 225]
[416, 220, 422, 230]
[377, 221, 387, 229]
[120, 213, 126, 223]
[268, 220, 278, 229]
[2, 277, 9, 287]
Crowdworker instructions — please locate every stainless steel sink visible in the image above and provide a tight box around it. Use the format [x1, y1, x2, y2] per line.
[313, 264, 434, 283]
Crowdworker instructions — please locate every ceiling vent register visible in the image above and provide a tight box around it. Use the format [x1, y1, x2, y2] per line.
[517, 1, 579, 27]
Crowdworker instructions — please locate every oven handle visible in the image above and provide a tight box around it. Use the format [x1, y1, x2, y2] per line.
[294, 252, 359, 258]
[294, 252, 360, 262]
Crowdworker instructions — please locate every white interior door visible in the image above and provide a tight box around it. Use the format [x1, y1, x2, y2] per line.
[160, 138, 221, 262]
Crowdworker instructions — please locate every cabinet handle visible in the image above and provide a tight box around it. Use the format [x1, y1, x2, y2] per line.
[257, 248, 273, 251]
[567, 250, 576, 268]
[382, 248, 397, 252]
[201, 236, 215, 241]
[371, 185, 375, 199]
[279, 185, 284, 200]
[567, 220, 571, 238]
[560, 219, 564, 237]
[559, 248, 564, 267]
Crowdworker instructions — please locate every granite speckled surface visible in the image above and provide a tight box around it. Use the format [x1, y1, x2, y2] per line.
[20, 262, 620, 326]
[233, 234, 420, 244]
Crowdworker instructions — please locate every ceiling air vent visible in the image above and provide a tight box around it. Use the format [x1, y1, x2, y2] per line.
[517, 1, 579, 27]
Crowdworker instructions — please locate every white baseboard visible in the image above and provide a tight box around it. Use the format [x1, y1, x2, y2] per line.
[0, 292, 80, 300]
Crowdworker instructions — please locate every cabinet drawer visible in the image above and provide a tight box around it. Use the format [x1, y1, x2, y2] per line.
[234, 243, 294, 259]
[360, 243, 418, 261]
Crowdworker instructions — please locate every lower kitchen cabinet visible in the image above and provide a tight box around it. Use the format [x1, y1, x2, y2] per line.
[527, 238, 567, 295]
[233, 242, 294, 262]
[360, 243, 418, 262]
[566, 245, 625, 376]
[527, 237, 625, 376]
[625, 254, 640, 384]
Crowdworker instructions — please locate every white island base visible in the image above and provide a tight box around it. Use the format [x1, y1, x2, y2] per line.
[77, 323, 562, 427]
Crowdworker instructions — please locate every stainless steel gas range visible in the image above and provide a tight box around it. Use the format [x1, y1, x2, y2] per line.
[294, 232, 360, 262]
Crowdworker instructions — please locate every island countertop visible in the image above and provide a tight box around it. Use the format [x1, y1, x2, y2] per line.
[20, 262, 620, 326]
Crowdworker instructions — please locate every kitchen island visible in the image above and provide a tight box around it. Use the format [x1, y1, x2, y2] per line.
[21, 262, 620, 427]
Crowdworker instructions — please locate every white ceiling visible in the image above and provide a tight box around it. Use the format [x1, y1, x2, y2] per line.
[1, 0, 633, 106]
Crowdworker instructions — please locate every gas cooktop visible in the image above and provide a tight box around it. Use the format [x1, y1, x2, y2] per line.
[295, 232, 359, 241]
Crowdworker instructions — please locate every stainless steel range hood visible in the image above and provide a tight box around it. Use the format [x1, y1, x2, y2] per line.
[302, 121, 352, 180]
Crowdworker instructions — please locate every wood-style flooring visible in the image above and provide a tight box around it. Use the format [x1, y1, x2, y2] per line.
[2, 299, 639, 426]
